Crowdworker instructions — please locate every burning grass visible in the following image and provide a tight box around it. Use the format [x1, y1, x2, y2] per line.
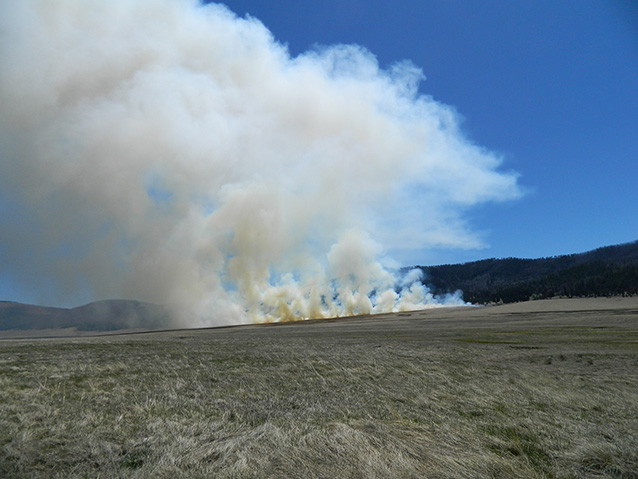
[1, 298, 637, 478]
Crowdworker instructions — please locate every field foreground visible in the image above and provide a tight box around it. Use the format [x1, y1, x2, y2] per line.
[1, 297, 637, 478]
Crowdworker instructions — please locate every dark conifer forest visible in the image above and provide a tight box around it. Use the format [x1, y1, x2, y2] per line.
[419, 240, 638, 304]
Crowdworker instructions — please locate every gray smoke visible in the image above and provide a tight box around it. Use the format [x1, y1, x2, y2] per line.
[0, 0, 521, 326]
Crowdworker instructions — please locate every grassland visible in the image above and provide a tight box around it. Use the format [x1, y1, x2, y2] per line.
[1, 297, 637, 478]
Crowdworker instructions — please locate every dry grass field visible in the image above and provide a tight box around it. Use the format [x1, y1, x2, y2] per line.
[1, 297, 637, 478]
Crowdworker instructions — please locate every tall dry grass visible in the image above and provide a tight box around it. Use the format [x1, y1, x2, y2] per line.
[1, 300, 637, 478]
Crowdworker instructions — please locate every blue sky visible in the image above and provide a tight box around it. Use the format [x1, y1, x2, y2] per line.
[0, 0, 636, 310]
[211, 0, 638, 264]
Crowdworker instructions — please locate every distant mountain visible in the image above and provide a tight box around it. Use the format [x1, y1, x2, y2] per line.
[0, 302, 70, 330]
[3, 241, 638, 331]
[0, 299, 174, 331]
[419, 240, 638, 304]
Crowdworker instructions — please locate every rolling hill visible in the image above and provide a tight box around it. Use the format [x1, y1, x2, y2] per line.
[2, 241, 637, 331]
[419, 240, 638, 304]
[0, 299, 173, 332]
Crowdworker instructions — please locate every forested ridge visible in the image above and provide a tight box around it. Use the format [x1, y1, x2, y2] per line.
[420, 240, 638, 304]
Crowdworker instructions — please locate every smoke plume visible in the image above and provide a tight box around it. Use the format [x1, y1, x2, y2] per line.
[0, 0, 521, 326]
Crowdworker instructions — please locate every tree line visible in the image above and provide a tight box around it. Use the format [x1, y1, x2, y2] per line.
[417, 240, 638, 304]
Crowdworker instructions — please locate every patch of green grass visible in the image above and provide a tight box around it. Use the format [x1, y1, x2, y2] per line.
[454, 338, 519, 344]
[485, 424, 554, 475]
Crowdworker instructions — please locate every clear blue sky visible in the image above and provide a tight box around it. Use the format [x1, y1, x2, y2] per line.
[211, 0, 638, 264]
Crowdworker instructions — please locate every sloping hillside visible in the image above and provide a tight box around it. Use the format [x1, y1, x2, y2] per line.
[421, 240, 638, 304]
[0, 300, 174, 331]
[3, 241, 638, 329]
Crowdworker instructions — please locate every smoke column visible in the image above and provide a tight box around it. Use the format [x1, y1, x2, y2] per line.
[0, 1, 521, 326]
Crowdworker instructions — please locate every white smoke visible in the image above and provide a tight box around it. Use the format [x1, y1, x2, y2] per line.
[0, 0, 521, 326]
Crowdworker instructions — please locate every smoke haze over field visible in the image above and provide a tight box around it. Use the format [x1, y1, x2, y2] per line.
[0, 0, 521, 326]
